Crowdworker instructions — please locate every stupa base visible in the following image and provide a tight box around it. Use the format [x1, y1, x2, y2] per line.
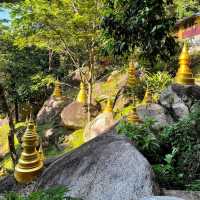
[14, 163, 43, 184]
[175, 77, 195, 85]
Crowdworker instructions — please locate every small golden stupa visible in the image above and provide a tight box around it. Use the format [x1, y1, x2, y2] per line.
[77, 82, 87, 104]
[142, 89, 153, 105]
[14, 119, 43, 183]
[103, 98, 113, 113]
[0, 167, 5, 177]
[127, 106, 141, 124]
[127, 60, 137, 87]
[52, 80, 62, 99]
[38, 144, 45, 162]
[174, 43, 194, 85]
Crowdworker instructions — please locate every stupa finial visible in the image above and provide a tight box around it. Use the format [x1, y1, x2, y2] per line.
[77, 82, 87, 104]
[175, 42, 194, 85]
[103, 98, 113, 113]
[142, 88, 153, 105]
[52, 79, 62, 99]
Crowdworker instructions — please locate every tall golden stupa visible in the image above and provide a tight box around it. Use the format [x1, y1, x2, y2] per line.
[14, 120, 43, 183]
[142, 89, 153, 105]
[52, 80, 62, 99]
[127, 60, 137, 87]
[174, 43, 194, 85]
[77, 82, 87, 104]
[103, 98, 113, 113]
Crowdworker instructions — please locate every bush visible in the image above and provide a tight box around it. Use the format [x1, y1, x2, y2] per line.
[4, 186, 82, 200]
[117, 105, 200, 190]
[157, 104, 200, 190]
[117, 118, 161, 163]
[144, 71, 172, 102]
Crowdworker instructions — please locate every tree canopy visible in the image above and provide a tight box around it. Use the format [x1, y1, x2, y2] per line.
[101, 0, 178, 68]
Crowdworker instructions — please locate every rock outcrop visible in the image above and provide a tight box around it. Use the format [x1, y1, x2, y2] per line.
[37, 129, 158, 200]
[140, 197, 184, 200]
[136, 84, 200, 129]
[159, 84, 200, 121]
[37, 97, 70, 125]
[137, 104, 173, 130]
[84, 112, 116, 142]
[61, 102, 99, 129]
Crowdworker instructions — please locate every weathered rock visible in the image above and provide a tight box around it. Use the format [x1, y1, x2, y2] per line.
[137, 104, 173, 129]
[172, 103, 189, 119]
[37, 129, 158, 200]
[37, 97, 70, 125]
[162, 189, 200, 200]
[140, 197, 184, 200]
[84, 112, 116, 142]
[159, 84, 200, 120]
[61, 101, 98, 129]
[61, 102, 87, 129]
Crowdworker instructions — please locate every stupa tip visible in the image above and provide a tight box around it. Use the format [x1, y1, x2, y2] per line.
[104, 98, 113, 113]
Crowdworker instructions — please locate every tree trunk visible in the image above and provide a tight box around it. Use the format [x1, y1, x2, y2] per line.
[14, 99, 19, 122]
[49, 49, 53, 72]
[0, 84, 18, 165]
[87, 47, 95, 122]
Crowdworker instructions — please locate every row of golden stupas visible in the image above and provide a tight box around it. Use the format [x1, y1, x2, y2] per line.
[13, 42, 196, 184]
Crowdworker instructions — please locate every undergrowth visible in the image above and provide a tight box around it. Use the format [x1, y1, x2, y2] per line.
[117, 104, 200, 191]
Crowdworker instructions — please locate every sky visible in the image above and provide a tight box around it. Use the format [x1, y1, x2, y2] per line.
[0, 9, 10, 20]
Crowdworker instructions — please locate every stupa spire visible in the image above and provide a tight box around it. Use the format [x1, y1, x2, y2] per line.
[103, 98, 113, 113]
[77, 82, 87, 104]
[14, 119, 43, 183]
[175, 42, 194, 85]
[52, 79, 62, 99]
[127, 59, 137, 87]
[142, 88, 153, 105]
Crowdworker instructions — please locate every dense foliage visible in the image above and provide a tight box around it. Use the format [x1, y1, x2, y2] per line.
[117, 104, 200, 190]
[101, 0, 177, 68]
[175, 0, 200, 18]
[125, 71, 172, 102]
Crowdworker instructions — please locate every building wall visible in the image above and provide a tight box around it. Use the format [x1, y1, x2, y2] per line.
[177, 16, 200, 53]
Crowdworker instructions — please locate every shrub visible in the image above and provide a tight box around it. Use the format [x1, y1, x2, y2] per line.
[4, 186, 82, 200]
[117, 118, 161, 163]
[117, 104, 200, 190]
[144, 71, 172, 102]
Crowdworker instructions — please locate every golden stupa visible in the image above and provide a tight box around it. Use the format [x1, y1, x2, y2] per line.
[52, 80, 62, 99]
[14, 120, 43, 183]
[38, 144, 45, 162]
[0, 167, 5, 177]
[174, 43, 194, 85]
[103, 98, 113, 113]
[127, 105, 141, 124]
[127, 60, 137, 87]
[77, 82, 87, 104]
[142, 89, 153, 104]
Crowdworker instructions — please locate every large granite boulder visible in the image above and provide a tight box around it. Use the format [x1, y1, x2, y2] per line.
[137, 104, 173, 130]
[141, 197, 184, 200]
[159, 84, 200, 121]
[37, 97, 70, 125]
[37, 129, 158, 200]
[61, 102, 99, 129]
[84, 112, 116, 142]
